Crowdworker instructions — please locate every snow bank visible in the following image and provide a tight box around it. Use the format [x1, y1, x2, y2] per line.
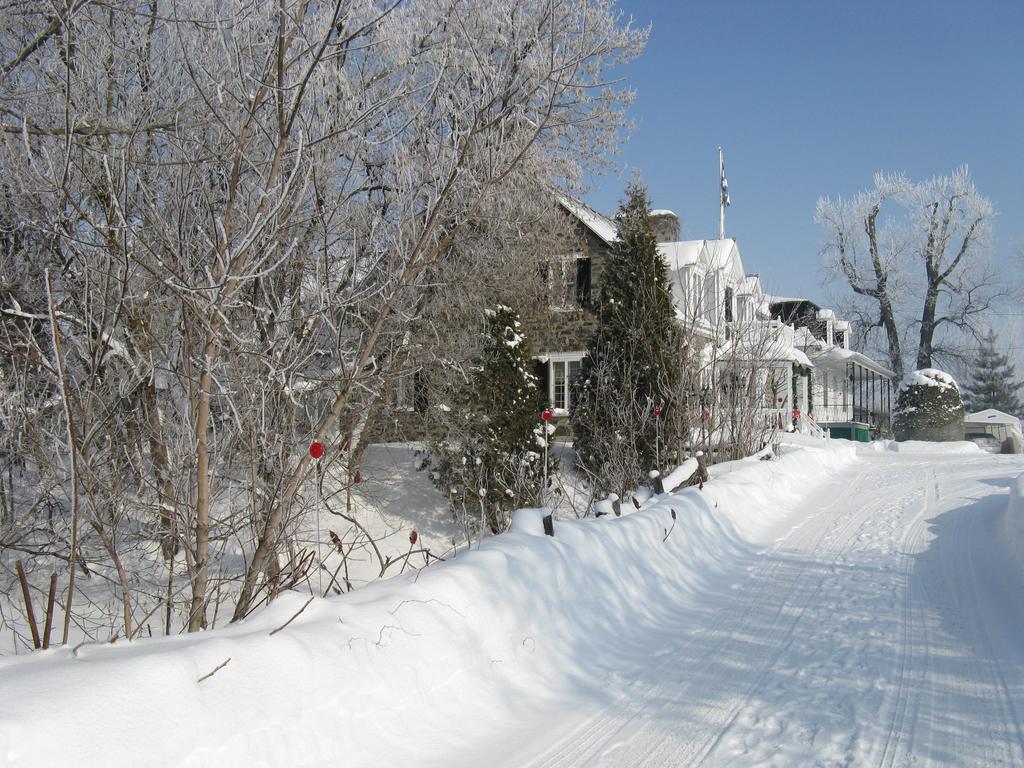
[884, 439, 982, 454]
[1002, 473, 1024, 579]
[0, 440, 859, 767]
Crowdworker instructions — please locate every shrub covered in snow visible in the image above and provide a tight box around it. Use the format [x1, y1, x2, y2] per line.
[893, 368, 965, 442]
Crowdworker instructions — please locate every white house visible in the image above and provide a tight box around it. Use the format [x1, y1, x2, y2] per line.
[539, 197, 893, 443]
[776, 299, 895, 440]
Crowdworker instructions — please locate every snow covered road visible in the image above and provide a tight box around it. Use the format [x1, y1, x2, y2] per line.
[511, 451, 1024, 767]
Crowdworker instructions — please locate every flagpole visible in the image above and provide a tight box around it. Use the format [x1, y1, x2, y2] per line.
[719, 146, 725, 240]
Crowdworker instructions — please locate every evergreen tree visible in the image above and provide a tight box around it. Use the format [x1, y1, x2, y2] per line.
[962, 330, 1022, 415]
[428, 305, 544, 534]
[572, 182, 680, 495]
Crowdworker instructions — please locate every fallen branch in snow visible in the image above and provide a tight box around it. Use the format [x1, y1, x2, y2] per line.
[269, 597, 315, 637]
[196, 657, 231, 684]
[662, 509, 677, 542]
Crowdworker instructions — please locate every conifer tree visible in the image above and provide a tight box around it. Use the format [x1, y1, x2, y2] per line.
[572, 182, 680, 495]
[428, 305, 544, 534]
[962, 330, 1023, 415]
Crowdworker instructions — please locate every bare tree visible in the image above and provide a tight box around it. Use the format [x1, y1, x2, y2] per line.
[817, 166, 1002, 379]
[0, 0, 645, 644]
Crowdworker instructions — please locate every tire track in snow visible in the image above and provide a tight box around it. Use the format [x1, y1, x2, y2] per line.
[524, 463, 892, 768]
[685, 465, 902, 768]
[876, 467, 931, 768]
[688, 462, 937, 768]
[519, 469, 866, 768]
[516, 454, 1024, 768]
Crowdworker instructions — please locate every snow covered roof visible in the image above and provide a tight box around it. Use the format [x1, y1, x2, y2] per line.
[965, 409, 1022, 428]
[806, 344, 896, 379]
[659, 240, 703, 268]
[738, 274, 763, 295]
[556, 194, 618, 245]
[720, 333, 813, 367]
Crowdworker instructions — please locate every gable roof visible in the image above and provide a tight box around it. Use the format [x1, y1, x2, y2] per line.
[556, 195, 618, 245]
[659, 240, 703, 269]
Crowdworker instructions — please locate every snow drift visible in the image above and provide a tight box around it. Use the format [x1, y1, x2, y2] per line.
[0, 439, 858, 767]
[1002, 472, 1024, 579]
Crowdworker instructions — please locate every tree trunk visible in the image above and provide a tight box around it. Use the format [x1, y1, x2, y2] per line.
[916, 285, 940, 371]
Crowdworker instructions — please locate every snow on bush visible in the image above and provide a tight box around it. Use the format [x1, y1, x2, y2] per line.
[893, 368, 965, 442]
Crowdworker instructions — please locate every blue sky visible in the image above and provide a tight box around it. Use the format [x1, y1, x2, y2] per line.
[585, 0, 1024, 310]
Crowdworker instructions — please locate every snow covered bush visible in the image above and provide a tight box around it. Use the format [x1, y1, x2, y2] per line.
[892, 369, 965, 442]
[427, 306, 545, 536]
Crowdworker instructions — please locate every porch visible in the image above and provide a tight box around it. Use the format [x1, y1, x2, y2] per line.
[808, 355, 894, 442]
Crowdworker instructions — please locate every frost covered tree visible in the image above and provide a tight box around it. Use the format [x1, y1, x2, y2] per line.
[0, 0, 645, 643]
[892, 369, 965, 442]
[818, 167, 1001, 380]
[428, 306, 543, 536]
[962, 330, 1022, 415]
[572, 182, 679, 495]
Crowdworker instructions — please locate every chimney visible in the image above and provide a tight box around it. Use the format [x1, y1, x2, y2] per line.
[648, 209, 679, 243]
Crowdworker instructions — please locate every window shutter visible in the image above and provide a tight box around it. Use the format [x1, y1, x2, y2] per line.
[413, 370, 429, 414]
[575, 258, 592, 306]
[534, 359, 551, 406]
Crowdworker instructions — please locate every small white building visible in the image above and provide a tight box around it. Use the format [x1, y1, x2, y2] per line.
[964, 409, 1024, 453]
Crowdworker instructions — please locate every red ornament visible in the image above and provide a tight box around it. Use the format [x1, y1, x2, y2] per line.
[654, 406, 663, 418]
[541, 408, 553, 422]
[409, 530, 418, 546]
[309, 441, 325, 459]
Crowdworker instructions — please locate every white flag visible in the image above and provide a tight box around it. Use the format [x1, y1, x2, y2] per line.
[720, 150, 730, 208]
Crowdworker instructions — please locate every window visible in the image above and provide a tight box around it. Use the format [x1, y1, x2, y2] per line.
[413, 370, 429, 414]
[547, 254, 588, 309]
[394, 370, 415, 411]
[703, 274, 717, 323]
[539, 353, 585, 413]
[395, 368, 429, 413]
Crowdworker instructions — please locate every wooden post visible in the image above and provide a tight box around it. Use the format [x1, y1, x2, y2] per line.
[15, 561, 41, 649]
[42, 573, 58, 650]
